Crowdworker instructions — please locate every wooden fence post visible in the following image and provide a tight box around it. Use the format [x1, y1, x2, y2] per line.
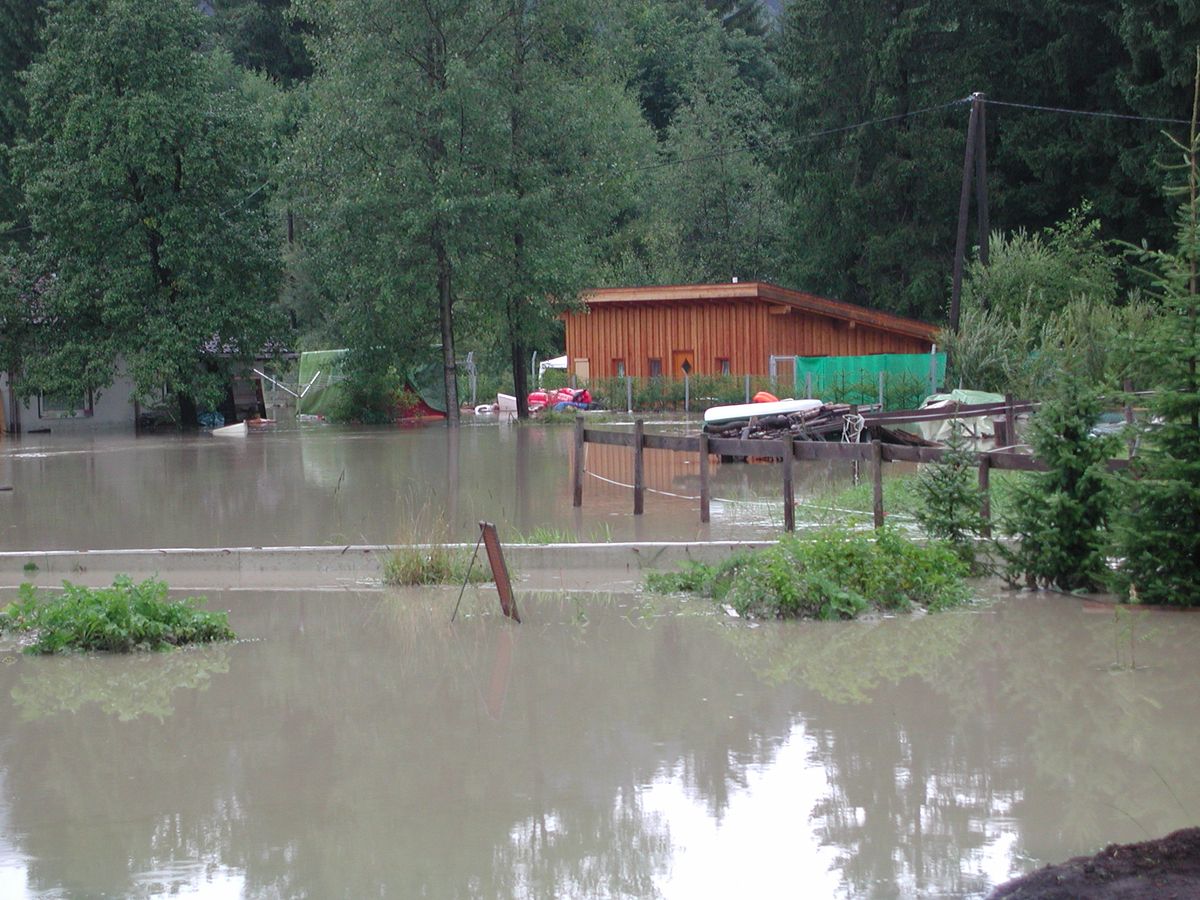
[1005, 393, 1016, 446]
[633, 419, 645, 515]
[572, 416, 584, 508]
[744, 373, 751, 403]
[699, 432, 710, 524]
[871, 440, 884, 528]
[978, 451, 992, 538]
[782, 435, 795, 532]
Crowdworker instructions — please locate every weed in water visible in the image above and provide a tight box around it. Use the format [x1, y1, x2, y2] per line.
[22, 562, 37, 575]
[646, 526, 971, 620]
[0, 576, 234, 654]
[383, 544, 491, 586]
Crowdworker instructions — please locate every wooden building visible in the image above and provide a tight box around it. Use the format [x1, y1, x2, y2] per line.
[563, 282, 939, 381]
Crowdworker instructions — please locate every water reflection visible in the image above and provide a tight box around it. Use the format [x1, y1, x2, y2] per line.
[0, 423, 849, 550]
[0, 589, 1197, 897]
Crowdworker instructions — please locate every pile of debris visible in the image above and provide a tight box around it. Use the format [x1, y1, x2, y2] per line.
[703, 402, 937, 446]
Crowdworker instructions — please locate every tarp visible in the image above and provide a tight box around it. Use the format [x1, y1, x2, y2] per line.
[296, 349, 448, 418]
[793, 352, 946, 408]
[916, 389, 1006, 442]
[297, 349, 350, 418]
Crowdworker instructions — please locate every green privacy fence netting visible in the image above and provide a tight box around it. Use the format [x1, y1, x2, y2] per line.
[792, 352, 946, 410]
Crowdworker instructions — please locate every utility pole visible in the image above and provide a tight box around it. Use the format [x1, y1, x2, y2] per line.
[950, 92, 989, 332]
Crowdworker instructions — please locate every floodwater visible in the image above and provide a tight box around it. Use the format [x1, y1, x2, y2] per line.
[0, 421, 851, 550]
[1, 586, 1198, 899]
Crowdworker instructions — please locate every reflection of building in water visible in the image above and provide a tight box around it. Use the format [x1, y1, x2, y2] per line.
[581, 440, 848, 512]
[582, 442, 706, 500]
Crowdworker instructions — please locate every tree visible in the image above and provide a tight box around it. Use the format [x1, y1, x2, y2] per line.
[13, 0, 283, 416]
[914, 421, 986, 571]
[289, 0, 655, 420]
[207, 0, 312, 86]
[0, 0, 47, 247]
[1113, 57, 1200, 605]
[776, 0, 984, 320]
[999, 376, 1116, 592]
[472, 0, 654, 417]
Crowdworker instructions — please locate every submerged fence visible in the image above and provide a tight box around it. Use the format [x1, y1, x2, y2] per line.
[572, 404, 1129, 533]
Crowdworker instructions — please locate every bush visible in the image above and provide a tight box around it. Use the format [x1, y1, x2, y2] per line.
[0, 577, 234, 654]
[646, 526, 970, 619]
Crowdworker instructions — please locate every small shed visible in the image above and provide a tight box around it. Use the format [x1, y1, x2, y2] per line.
[563, 282, 938, 381]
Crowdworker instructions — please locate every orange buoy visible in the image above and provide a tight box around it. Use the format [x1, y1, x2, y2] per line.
[752, 390, 778, 403]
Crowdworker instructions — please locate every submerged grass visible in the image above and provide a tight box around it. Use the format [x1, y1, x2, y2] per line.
[813, 469, 1031, 523]
[646, 525, 971, 620]
[382, 543, 491, 586]
[0, 576, 234, 654]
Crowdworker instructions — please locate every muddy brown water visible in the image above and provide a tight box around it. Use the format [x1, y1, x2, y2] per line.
[0, 422, 847, 550]
[2, 425, 1199, 898]
[0, 587, 1197, 899]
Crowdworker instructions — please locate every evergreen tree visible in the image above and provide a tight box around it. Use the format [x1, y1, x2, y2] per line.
[1113, 59, 1200, 605]
[914, 421, 986, 572]
[776, 0, 984, 320]
[207, 0, 311, 85]
[1000, 376, 1116, 592]
[12, 0, 284, 413]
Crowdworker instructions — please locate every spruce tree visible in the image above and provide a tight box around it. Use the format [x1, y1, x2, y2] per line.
[1000, 376, 1116, 592]
[914, 420, 986, 572]
[1113, 52, 1200, 605]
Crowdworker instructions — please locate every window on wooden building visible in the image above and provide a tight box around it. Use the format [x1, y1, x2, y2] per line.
[716, 357, 731, 375]
[648, 358, 663, 378]
[612, 359, 625, 377]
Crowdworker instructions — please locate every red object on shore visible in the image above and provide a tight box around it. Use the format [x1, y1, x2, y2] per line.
[753, 391, 779, 403]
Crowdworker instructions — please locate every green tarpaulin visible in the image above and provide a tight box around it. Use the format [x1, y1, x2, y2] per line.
[296, 350, 448, 417]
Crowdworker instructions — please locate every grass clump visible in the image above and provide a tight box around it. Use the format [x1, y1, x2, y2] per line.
[0, 576, 234, 654]
[383, 544, 491, 586]
[646, 526, 971, 620]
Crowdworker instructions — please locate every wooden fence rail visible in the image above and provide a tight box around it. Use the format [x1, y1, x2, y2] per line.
[572, 417, 1130, 531]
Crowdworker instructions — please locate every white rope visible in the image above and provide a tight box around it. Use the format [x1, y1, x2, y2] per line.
[582, 469, 916, 520]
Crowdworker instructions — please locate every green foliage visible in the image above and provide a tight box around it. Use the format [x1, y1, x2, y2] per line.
[914, 421, 986, 571]
[1112, 108, 1200, 605]
[0, 577, 235, 654]
[776, 0, 978, 320]
[646, 526, 971, 619]
[208, 0, 312, 86]
[12, 0, 284, 410]
[999, 377, 1117, 591]
[963, 206, 1119, 327]
[0, 0, 46, 246]
[382, 545, 491, 587]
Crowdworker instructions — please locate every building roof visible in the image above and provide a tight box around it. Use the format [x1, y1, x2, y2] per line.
[580, 282, 939, 343]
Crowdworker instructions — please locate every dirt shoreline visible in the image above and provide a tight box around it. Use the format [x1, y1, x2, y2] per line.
[989, 828, 1200, 899]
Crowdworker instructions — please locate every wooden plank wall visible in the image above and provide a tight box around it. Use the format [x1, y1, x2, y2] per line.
[565, 301, 931, 378]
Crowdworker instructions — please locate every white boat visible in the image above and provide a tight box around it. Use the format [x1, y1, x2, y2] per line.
[703, 398, 823, 426]
[212, 421, 248, 437]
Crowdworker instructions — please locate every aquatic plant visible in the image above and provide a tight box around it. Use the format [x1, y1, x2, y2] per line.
[0, 577, 234, 654]
[646, 526, 971, 619]
[382, 544, 491, 586]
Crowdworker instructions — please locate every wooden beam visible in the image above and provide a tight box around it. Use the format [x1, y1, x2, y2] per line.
[480, 522, 520, 623]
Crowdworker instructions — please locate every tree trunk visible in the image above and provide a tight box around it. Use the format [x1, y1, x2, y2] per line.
[437, 243, 460, 424]
[511, 335, 529, 419]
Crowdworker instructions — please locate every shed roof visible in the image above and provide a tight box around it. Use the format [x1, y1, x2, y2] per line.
[581, 282, 939, 343]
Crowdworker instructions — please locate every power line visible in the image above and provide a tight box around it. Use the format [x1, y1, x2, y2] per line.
[630, 98, 971, 174]
[983, 98, 1191, 126]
